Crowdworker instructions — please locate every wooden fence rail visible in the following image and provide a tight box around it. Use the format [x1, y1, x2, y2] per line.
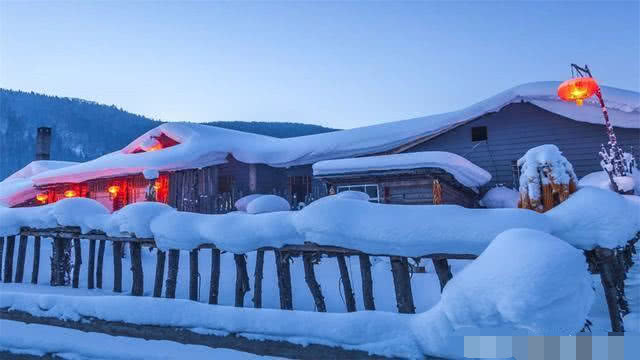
[1, 227, 476, 315]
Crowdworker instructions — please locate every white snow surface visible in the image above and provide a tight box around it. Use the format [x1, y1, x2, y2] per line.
[234, 194, 265, 212]
[0, 160, 78, 207]
[313, 151, 491, 188]
[334, 190, 371, 201]
[245, 195, 291, 214]
[479, 186, 520, 208]
[19, 81, 638, 187]
[142, 168, 160, 180]
[579, 169, 640, 195]
[0, 228, 594, 359]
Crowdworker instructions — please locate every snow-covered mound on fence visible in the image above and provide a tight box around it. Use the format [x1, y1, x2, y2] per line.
[245, 195, 291, 214]
[411, 229, 594, 358]
[480, 186, 519, 208]
[0, 160, 78, 207]
[580, 169, 640, 195]
[1, 188, 637, 254]
[23, 82, 638, 186]
[313, 151, 491, 188]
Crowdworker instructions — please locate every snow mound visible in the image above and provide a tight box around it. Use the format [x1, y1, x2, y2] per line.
[580, 169, 640, 195]
[104, 202, 176, 238]
[245, 195, 291, 214]
[546, 187, 640, 249]
[412, 229, 593, 358]
[234, 194, 265, 212]
[480, 186, 519, 208]
[334, 191, 371, 201]
[313, 151, 491, 188]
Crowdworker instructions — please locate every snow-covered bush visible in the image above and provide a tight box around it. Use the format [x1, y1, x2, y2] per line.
[479, 186, 519, 208]
[581, 152, 638, 195]
[234, 194, 264, 212]
[245, 195, 291, 214]
[517, 144, 577, 212]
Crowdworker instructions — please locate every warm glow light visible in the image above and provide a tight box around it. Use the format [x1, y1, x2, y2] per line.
[36, 193, 48, 203]
[147, 143, 163, 152]
[108, 185, 120, 195]
[64, 190, 77, 198]
[557, 77, 599, 106]
[153, 181, 161, 190]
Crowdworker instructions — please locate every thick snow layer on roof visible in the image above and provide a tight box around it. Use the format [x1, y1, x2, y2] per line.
[0, 161, 77, 207]
[22, 81, 638, 187]
[313, 151, 491, 188]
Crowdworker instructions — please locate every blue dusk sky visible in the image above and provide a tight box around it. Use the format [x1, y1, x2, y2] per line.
[1, 1, 638, 129]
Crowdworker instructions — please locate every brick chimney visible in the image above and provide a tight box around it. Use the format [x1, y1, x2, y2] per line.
[35, 127, 52, 160]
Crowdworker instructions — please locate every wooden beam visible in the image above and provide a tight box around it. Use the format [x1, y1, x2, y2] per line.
[275, 250, 293, 310]
[0, 237, 4, 282]
[153, 249, 166, 298]
[3, 236, 15, 283]
[390, 256, 415, 314]
[14, 235, 28, 283]
[253, 250, 265, 308]
[96, 240, 105, 289]
[189, 249, 199, 301]
[131, 242, 144, 296]
[72, 238, 82, 288]
[337, 255, 356, 312]
[165, 249, 180, 299]
[303, 252, 326, 312]
[31, 236, 42, 285]
[432, 258, 453, 292]
[209, 249, 221, 305]
[594, 248, 624, 333]
[234, 254, 250, 307]
[87, 239, 95, 289]
[112, 242, 123, 293]
[358, 255, 375, 311]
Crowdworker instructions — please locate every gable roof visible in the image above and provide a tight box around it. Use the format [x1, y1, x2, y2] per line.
[14, 81, 640, 189]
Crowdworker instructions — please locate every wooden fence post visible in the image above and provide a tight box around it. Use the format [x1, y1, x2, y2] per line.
[189, 249, 199, 301]
[165, 249, 180, 299]
[209, 249, 221, 305]
[96, 240, 105, 289]
[234, 254, 250, 307]
[14, 235, 28, 283]
[153, 249, 166, 297]
[130, 242, 144, 296]
[594, 247, 624, 333]
[3, 236, 15, 283]
[0, 237, 4, 282]
[72, 238, 82, 288]
[432, 257, 453, 292]
[51, 237, 70, 286]
[87, 239, 95, 289]
[31, 236, 41, 284]
[275, 250, 293, 310]
[337, 255, 356, 312]
[253, 250, 264, 308]
[303, 252, 326, 312]
[390, 256, 415, 314]
[359, 255, 375, 311]
[113, 242, 123, 293]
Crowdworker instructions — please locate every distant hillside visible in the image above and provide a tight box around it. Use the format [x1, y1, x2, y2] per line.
[0, 89, 337, 180]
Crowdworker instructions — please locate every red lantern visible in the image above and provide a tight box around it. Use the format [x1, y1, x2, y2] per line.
[557, 77, 599, 106]
[36, 193, 48, 203]
[64, 190, 77, 198]
[108, 185, 120, 196]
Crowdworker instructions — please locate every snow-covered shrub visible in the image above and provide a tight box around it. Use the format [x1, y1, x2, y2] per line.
[517, 144, 577, 212]
[479, 186, 519, 208]
[581, 152, 638, 195]
[234, 194, 264, 212]
[245, 195, 291, 214]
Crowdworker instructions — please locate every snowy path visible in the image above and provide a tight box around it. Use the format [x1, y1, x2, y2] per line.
[0, 320, 285, 360]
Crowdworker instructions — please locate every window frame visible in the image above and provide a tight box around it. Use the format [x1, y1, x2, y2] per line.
[471, 126, 488, 142]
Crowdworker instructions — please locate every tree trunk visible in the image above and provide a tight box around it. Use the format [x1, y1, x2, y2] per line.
[14, 235, 28, 283]
[72, 238, 82, 288]
[274, 250, 293, 310]
[3, 236, 15, 283]
[252, 250, 264, 308]
[189, 249, 199, 301]
[87, 239, 95, 289]
[303, 253, 326, 312]
[390, 256, 415, 314]
[209, 249, 221, 305]
[153, 249, 166, 297]
[130, 242, 144, 296]
[432, 257, 453, 292]
[31, 236, 41, 284]
[337, 255, 356, 312]
[112, 242, 123, 293]
[96, 240, 105, 289]
[359, 255, 375, 311]
[165, 249, 180, 299]
[595, 248, 624, 332]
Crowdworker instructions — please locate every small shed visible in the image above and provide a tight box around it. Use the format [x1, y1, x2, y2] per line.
[313, 151, 491, 207]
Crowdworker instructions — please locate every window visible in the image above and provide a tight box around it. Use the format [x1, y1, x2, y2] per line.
[289, 176, 312, 205]
[337, 184, 380, 202]
[471, 126, 488, 142]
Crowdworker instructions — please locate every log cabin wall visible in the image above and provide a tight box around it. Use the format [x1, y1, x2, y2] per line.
[167, 166, 218, 213]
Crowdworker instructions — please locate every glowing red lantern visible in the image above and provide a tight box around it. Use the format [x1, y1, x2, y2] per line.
[557, 77, 599, 106]
[36, 193, 48, 203]
[153, 181, 161, 191]
[108, 185, 120, 196]
[64, 190, 77, 198]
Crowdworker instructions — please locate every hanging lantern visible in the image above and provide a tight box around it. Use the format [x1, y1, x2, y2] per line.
[153, 181, 161, 191]
[36, 193, 48, 203]
[108, 185, 120, 196]
[64, 190, 77, 198]
[557, 77, 599, 106]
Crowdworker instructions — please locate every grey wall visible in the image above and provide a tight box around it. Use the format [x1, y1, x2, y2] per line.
[405, 102, 640, 191]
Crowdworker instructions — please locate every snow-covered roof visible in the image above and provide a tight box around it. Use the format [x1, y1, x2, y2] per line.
[0, 161, 78, 207]
[313, 151, 491, 188]
[10, 81, 640, 189]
